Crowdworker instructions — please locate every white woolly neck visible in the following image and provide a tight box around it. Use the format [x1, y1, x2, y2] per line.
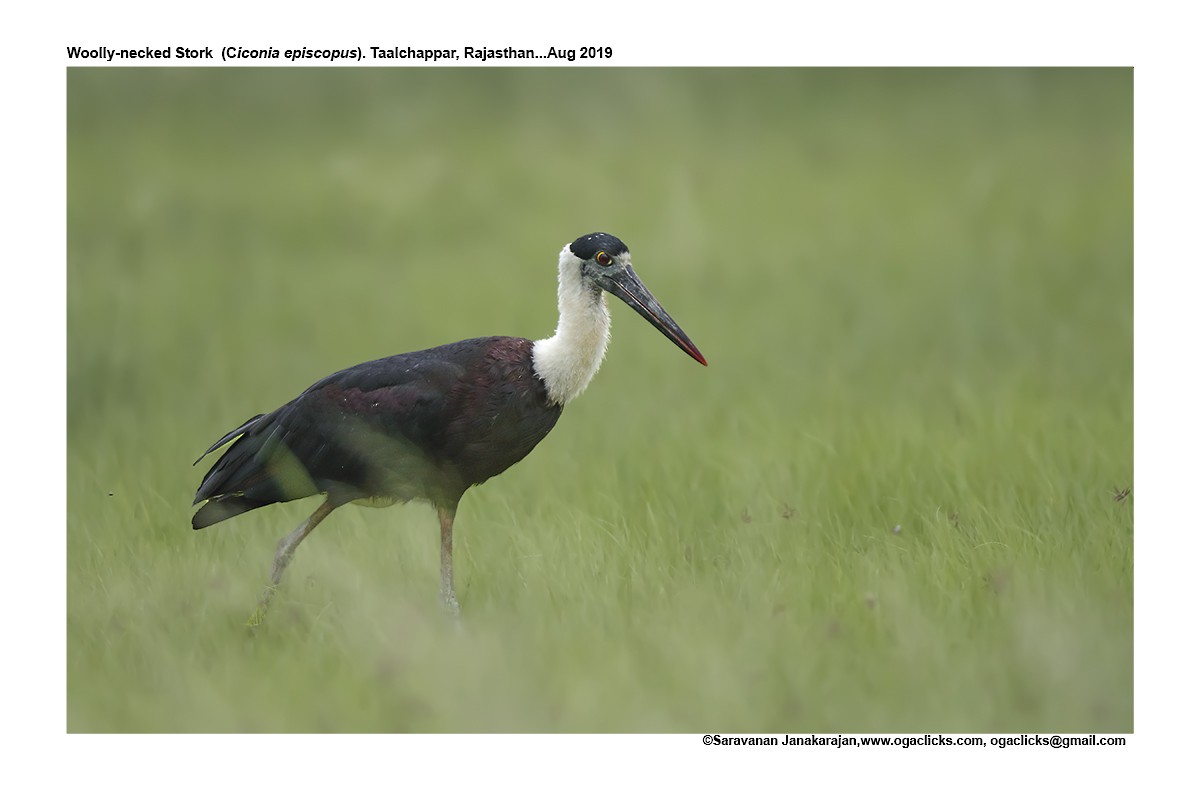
[531, 245, 612, 405]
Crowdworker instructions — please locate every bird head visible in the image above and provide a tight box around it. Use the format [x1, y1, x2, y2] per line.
[569, 233, 707, 366]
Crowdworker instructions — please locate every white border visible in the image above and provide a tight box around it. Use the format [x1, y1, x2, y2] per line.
[7, 1, 1189, 796]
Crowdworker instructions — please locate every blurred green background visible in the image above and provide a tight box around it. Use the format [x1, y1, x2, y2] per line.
[67, 68, 1132, 732]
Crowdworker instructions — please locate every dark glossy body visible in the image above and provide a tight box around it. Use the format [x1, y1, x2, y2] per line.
[192, 336, 562, 528]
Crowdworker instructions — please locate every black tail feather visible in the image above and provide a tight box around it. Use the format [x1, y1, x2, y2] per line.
[191, 495, 274, 529]
[193, 414, 266, 466]
[192, 414, 283, 504]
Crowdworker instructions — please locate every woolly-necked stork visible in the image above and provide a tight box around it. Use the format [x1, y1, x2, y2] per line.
[192, 233, 706, 624]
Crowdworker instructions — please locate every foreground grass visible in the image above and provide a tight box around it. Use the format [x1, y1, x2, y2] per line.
[67, 68, 1132, 732]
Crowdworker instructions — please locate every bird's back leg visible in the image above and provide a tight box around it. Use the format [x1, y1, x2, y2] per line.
[438, 504, 461, 616]
[247, 499, 335, 627]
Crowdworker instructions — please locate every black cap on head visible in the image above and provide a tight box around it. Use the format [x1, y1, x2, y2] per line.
[570, 232, 628, 261]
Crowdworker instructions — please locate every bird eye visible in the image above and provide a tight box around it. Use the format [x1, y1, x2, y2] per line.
[595, 251, 612, 266]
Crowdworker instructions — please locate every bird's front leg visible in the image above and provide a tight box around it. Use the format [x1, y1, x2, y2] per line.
[438, 505, 461, 616]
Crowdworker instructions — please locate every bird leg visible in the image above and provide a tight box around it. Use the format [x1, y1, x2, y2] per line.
[438, 505, 461, 616]
[246, 500, 335, 627]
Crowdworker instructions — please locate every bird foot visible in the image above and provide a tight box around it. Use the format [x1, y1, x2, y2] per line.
[245, 606, 269, 629]
[246, 586, 278, 628]
[441, 591, 461, 618]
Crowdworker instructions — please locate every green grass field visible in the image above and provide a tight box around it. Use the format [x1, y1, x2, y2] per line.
[67, 68, 1132, 732]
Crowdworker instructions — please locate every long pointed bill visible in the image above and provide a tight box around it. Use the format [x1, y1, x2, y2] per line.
[604, 265, 708, 366]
